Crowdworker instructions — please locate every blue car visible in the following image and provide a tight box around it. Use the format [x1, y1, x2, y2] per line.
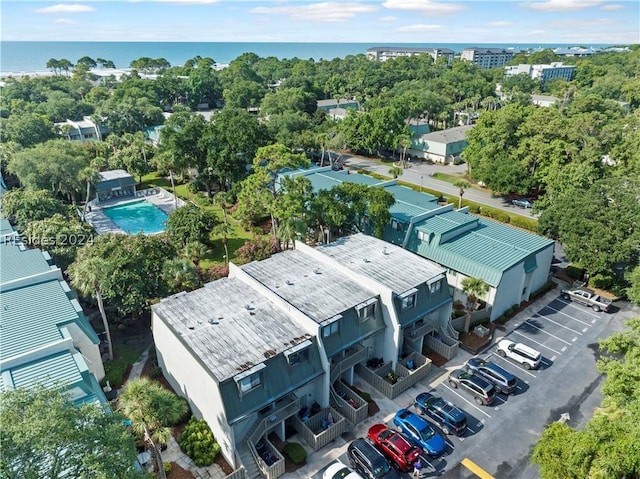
[393, 408, 446, 457]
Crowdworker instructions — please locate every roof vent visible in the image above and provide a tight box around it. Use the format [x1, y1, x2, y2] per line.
[382, 247, 389, 255]
[363, 258, 370, 263]
[245, 304, 254, 311]
[314, 268, 322, 275]
[286, 280, 294, 286]
[208, 319, 220, 325]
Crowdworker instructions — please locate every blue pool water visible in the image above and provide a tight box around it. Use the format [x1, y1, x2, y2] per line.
[102, 200, 167, 234]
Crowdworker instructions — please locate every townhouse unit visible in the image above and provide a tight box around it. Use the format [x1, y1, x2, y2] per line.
[54, 116, 108, 142]
[152, 234, 453, 478]
[286, 167, 554, 322]
[317, 98, 361, 120]
[366, 46, 454, 64]
[0, 219, 106, 405]
[461, 48, 514, 69]
[408, 125, 473, 164]
[505, 62, 576, 84]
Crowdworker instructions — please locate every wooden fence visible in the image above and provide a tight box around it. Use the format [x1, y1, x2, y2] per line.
[291, 407, 346, 451]
[330, 382, 368, 425]
[355, 351, 432, 400]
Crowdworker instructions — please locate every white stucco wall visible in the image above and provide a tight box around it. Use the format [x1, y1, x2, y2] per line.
[65, 322, 105, 381]
[152, 312, 236, 467]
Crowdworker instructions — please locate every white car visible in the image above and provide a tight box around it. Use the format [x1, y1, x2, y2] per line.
[496, 339, 541, 370]
[323, 460, 365, 479]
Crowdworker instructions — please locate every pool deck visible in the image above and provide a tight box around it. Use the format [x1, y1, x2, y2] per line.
[85, 187, 184, 235]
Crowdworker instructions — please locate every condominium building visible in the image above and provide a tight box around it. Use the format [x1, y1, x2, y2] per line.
[505, 62, 576, 84]
[367, 46, 454, 64]
[461, 48, 514, 69]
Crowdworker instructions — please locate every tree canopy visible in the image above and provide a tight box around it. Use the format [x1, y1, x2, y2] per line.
[0, 385, 144, 479]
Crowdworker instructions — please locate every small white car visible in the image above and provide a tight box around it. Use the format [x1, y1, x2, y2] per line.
[496, 339, 541, 370]
[323, 460, 365, 479]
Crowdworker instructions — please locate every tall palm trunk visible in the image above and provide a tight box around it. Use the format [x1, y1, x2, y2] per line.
[144, 424, 167, 479]
[96, 288, 114, 360]
[221, 208, 229, 265]
[168, 169, 178, 210]
[82, 180, 91, 221]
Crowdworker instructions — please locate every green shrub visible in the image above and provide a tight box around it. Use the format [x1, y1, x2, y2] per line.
[508, 214, 538, 232]
[283, 442, 307, 465]
[178, 417, 220, 467]
[566, 265, 585, 280]
[452, 309, 467, 319]
[150, 366, 163, 379]
[589, 274, 613, 290]
[356, 390, 371, 402]
[163, 462, 172, 475]
[102, 359, 130, 388]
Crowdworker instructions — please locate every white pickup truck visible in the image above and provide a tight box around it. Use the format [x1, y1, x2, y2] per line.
[561, 285, 612, 312]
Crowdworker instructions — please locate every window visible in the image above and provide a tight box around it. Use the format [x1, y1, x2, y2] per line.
[323, 321, 339, 338]
[448, 269, 457, 277]
[401, 294, 416, 310]
[357, 300, 377, 322]
[238, 372, 261, 393]
[285, 340, 311, 366]
[417, 231, 428, 241]
[429, 280, 442, 294]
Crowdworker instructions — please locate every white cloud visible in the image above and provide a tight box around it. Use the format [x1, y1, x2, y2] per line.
[382, 0, 465, 15]
[379, 16, 398, 22]
[250, 2, 377, 22]
[520, 0, 605, 12]
[396, 23, 443, 32]
[488, 21, 515, 27]
[600, 3, 624, 10]
[142, 0, 219, 3]
[35, 4, 95, 13]
[55, 18, 78, 24]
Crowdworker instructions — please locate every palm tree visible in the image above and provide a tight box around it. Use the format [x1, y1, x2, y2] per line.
[453, 180, 469, 209]
[389, 165, 403, 179]
[68, 257, 114, 360]
[181, 241, 210, 268]
[79, 166, 99, 221]
[461, 277, 489, 333]
[398, 134, 412, 168]
[213, 192, 233, 265]
[118, 378, 188, 479]
[162, 257, 199, 294]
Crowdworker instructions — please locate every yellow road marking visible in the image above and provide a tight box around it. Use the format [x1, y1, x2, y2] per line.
[461, 458, 495, 479]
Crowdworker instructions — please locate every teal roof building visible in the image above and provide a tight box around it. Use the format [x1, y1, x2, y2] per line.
[0, 219, 106, 405]
[285, 167, 555, 321]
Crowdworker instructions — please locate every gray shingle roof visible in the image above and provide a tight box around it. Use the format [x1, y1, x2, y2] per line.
[152, 277, 313, 382]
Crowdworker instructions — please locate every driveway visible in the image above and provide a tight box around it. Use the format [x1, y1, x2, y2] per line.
[295, 283, 637, 479]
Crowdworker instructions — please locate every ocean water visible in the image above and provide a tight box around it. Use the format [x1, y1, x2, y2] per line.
[0, 41, 613, 75]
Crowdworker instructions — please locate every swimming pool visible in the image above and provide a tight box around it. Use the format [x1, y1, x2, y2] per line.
[102, 200, 168, 234]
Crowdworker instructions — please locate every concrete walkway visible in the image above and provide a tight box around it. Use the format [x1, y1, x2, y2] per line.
[126, 346, 227, 479]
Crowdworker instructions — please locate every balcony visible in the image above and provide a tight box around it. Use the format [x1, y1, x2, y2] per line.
[403, 317, 438, 340]
[329, 343, 367, 383]
[355, 351, 432, 400]
[291, 406, 346, 451]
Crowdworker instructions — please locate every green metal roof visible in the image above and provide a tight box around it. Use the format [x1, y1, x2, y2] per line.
[414, 210, 478, 235]
[0, 280, 91, 360]
[287, 168, 383, 192]
[383, 185, 439, 223]
[8, 351, 83, 390]
[0, 244, 52, 283]
[408, 216, 553, 287]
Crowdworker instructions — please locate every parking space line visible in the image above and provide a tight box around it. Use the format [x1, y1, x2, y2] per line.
[512, 329, 564, 354]
[543, 305, 593, 326]
[489, 353, 537, 378]
[521, 320, 572, 345]
[461, 458, 495, 479]
[441, 384, 492, 418]
[532, 313, 583, 335]
[551, 300, 600, 319]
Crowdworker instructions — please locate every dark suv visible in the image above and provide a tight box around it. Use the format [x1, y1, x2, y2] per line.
[465, 357, 517, 395]
[414, 392, 467, 436]
[448, 369, 497, 405]
[348, 438, 401, 479]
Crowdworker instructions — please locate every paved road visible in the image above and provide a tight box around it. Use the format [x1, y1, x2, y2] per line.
[342, 155, 535, 219]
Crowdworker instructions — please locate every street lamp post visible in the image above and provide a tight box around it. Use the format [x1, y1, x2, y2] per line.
[420, 175, 423, 193]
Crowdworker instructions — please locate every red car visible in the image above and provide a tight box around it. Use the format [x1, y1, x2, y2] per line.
[367, 424, 422, 471]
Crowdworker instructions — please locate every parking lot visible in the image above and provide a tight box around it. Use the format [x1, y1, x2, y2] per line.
[306, 287, 636, 479]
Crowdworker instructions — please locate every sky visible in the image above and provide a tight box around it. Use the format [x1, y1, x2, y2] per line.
[1, 0, 638, 44]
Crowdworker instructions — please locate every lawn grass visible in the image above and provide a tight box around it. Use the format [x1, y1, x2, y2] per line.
[431, 172, 469, 184]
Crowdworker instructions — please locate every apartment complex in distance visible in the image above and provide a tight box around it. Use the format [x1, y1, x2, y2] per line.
[461, 48, 514, 68]
[505, 62, 576, 84]
[367, 46, 454, 64]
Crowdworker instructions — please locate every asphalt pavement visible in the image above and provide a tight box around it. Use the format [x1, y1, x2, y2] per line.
[341, 155, 535, 218]
[281, 282, 639, 479]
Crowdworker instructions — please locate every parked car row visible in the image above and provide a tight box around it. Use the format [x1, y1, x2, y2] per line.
[326, 341, 544, 479]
